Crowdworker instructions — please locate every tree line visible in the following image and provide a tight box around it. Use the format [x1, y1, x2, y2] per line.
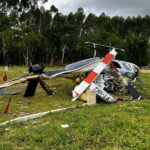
[0, 0, 150, 67]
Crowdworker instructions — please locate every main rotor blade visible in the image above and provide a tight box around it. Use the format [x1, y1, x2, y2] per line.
[85, 42, 125, 52]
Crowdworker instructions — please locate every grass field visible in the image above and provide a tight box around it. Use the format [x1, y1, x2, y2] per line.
[0, 66, 150, 150]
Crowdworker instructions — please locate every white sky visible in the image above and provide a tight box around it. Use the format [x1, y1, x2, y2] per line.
[42, 0, 150, 17]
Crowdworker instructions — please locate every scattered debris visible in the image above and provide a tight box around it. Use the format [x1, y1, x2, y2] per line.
[2, 72, 7, 81]
[3, 97, 12, 114]
[5, 128, 9, 131]
[61, 124, 69, 128]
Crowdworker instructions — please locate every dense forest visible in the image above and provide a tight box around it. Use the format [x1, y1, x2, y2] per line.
[0, 0, 150, 67]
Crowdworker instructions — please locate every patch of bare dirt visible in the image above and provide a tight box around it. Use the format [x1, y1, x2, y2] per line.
[141, 69, 150, 73]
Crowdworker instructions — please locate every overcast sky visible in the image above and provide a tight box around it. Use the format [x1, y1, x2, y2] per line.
[43, 0, 150, 18]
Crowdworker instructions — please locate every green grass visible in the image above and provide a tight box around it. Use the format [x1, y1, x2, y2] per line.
[0, 66, 150, 150]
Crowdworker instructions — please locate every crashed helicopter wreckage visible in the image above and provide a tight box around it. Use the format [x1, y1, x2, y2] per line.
[72, 43, 142, 102]
[0, 43, 142, 103]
